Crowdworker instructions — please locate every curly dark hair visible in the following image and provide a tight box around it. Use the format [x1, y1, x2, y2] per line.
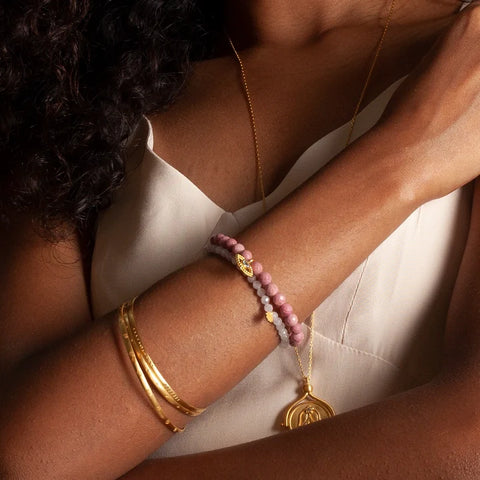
[0, 0, 221, 242]
[2, 1, 473, 244]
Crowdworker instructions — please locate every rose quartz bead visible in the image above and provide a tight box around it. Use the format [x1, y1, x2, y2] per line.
[279, 303, 293, 318]
[257, 271, 272, 286]
[232, 243, 245, 254]
[272, 293, 286, 307]
[218, 236, 230, 247]
[265, 283, 279, 297]
[290, 323, 302, 335]
[225, 238, 238, 249]
[213, 234, 226, 245]
[251, 261, 263, 276]
[291, 332, 305, 346]
[284, 314, 298, 327]
[242, 250, 253, 261]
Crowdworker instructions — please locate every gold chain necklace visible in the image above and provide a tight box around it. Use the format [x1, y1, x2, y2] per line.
[228, 35, 267, 212]
[283, 311, 335, 428]
[228, 0, 397, 430]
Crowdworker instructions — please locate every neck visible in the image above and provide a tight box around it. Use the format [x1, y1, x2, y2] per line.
[224, 0, 462, 47]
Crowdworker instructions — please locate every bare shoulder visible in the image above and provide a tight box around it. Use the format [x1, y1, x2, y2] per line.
[0, 216, 91, 374]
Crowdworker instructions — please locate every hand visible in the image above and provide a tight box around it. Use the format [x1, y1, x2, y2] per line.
[376, 5, 480, 203]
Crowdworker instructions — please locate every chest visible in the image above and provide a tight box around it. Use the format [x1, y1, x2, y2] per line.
[148, 31, 426, 212]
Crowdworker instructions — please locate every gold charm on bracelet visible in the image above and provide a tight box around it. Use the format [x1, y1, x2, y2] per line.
[265, 312, 275, 323]
[235, 253, 254, 277]
[282, 378, 335, 430]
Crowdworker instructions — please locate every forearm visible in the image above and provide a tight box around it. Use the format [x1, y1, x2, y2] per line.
[122, 376, 478, 479]
[178, 181, 480, 479]
[0, 131, 420, 479]
[131, 130, 417, 411]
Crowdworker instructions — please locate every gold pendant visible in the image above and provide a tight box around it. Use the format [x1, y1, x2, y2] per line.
[282, 379, 335, 430]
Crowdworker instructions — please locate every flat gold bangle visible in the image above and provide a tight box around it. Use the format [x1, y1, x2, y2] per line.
[118, 304, 184, 433]
[125, 299, 205, 417]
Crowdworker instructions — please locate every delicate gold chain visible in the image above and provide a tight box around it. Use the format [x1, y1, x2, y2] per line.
[345, 0, 397, 146]
[228, 0, 396, 380]
[227, 36, 267, 212]
[294, 312, 315, 383]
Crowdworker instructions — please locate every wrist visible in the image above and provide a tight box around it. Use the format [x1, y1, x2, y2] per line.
[349, 127, 425, 213]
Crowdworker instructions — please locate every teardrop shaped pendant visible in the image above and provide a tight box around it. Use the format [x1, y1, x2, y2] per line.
[282, 378, 335, 430]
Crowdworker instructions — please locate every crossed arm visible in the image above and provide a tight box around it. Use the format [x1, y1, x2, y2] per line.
[0, 127, 479, 479]
[123, 185, 480, 480]
[0, 130, 418, 479]
[5, 8, 480, 477]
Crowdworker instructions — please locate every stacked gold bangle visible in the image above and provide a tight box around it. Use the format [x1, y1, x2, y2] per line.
[118, 298, 206, 433]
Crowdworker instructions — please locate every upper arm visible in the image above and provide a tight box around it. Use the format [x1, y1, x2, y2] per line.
[0, 217, 92, 375]
[443, 180, 480, 375]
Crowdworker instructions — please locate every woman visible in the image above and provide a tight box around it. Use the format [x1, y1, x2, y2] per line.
[1, 0, 480, 478]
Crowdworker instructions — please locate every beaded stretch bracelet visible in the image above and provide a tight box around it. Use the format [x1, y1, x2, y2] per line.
[206, 234, 305, 347]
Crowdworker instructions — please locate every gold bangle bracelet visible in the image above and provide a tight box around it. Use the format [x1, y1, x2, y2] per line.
[118, 304, 184, 433]
[124, 299, 205, 417]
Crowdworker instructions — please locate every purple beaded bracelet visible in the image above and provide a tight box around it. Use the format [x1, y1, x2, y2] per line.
[206, 233, 305, 347]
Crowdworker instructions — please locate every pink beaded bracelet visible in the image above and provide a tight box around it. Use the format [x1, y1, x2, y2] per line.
[206, 234, 305, 347]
